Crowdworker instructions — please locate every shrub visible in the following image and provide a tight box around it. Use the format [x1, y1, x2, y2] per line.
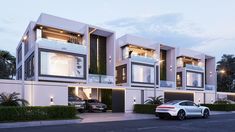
[0, 106, 77, 122]
[202, 104, 235, 111]
[144, 96, 164, 105]
[133, 104, 158, 114]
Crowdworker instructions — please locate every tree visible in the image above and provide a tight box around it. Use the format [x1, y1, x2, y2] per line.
[144, 96, 164, 105]
[0, 50, 16, 79]
[0, 92, 29, 106]
[217, 54, 235, 92]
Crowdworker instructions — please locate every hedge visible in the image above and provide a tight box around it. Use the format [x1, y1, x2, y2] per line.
[202, 104, 235, 111]
[133, 104, 158, 114]
[0, 106, 77, 122]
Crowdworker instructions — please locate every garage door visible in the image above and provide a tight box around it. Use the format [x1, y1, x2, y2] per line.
[112, 89, 125, 112]
[164, 92, 194, 102]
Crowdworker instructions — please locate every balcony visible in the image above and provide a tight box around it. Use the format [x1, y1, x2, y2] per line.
[88, 74, 114, 84]
[130, 55, 156, 64]
[185, 64, 204, 71]
[160, 80, 175, 88]
[205, 84, 216, 91]
[36, 38, 87, 54]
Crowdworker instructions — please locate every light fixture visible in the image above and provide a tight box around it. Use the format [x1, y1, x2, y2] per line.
[219, 69, 225, 74]
[77, 34, 81, 37]
[40, 26, 43, 29]
[60, 30, 63, 33]
[133, 97, 136, 104]
[169, 65, 173, 71]
[109, 56, 112, 62]
[23, 36, 27, 41]
[50, 97, 54, 104]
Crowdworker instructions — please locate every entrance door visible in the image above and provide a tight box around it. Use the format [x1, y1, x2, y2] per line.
[112, 89, 125, 112]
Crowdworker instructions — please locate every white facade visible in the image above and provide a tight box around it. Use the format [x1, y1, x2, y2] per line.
[0, 13, 220, 112]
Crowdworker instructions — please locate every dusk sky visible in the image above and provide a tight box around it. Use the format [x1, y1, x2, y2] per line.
[0, 0, 235, 61]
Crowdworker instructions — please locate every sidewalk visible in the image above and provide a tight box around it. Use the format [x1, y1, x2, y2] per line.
[79, 113, 156, 123]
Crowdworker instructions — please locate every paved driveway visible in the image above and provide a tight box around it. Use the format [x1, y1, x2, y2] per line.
[79, 112, 155, 123]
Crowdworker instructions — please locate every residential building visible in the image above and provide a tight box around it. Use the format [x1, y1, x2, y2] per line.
[12, 13, 218, 112]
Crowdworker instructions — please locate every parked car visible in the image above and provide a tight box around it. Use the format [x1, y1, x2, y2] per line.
[85, 99, 107, 112]
[68, 95, 86, 113]
[155, 100, 210, 120]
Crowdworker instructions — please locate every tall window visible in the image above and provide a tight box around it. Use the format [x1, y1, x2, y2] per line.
[25, 54, 34, 79]
[17, 45, 22, 63]
[186, 71, 203, 88]
[131, 63, 155, 84]
[40, 51, 85, 78]
[176, 72, 182, 87]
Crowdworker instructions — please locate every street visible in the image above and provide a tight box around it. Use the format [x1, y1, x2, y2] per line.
[1, 113, 235, 132]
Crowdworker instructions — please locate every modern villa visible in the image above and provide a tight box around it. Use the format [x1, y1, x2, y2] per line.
[8, 13, 217, 112]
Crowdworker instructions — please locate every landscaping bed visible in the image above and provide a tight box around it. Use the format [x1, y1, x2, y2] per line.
[133, 104, 158, 114]
[0, 106, 77, 122]
[202, 104, 235, 111]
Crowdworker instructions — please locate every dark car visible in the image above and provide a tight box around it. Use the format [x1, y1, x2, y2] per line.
[68, 95, 86, 113]
[85, 99, 107, 112]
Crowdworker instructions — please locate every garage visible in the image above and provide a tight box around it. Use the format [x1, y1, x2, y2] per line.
[68, 87, 125, 113]
[164, 92, 194, 102]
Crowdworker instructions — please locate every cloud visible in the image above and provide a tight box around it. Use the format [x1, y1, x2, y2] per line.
[104, 13, 207, 48]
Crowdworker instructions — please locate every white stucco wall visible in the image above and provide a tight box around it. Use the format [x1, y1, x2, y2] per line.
[0, 79, 23, 98]
[125, 89, 141, 112]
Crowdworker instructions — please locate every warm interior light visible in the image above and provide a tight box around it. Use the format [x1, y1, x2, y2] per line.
[220, 70, 225, 74]
[40, 26, 43, 29]
[77, 34, 81, 37]
[60, 30, 63, 33]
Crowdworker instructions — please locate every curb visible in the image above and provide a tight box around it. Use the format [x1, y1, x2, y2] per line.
[0, 119, 81, 129]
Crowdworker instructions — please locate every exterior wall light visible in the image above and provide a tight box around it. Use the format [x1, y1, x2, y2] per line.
[133, 97, 136, 104]
[209, 71, 212, 77]
[23, 36, 27, 41]
[169, 66, 173, 71]
[50, 97, 54, 104]
[109, 56, 112, 62]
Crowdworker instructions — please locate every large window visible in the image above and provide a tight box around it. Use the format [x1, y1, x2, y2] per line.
[40, 51, 85, 79]
[131, 63, 156, 84]
[25, 53, 34, 79]
[186, 71, 203, 88]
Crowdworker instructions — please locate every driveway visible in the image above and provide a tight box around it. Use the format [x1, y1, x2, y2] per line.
[79, 112, 155, 123]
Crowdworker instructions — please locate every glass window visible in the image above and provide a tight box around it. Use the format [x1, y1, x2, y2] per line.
[186, 71, 203, 88]
[176, 72, 182, 87]
[17, 45, 22, 63]
[40, 51, 85, 78]
[132, 64, 154, 84]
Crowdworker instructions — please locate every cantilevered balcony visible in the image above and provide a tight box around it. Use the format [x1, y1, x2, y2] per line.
[88, 74, 114, 84]
[160, 80, 175, 88]
[36, 38, 87, 54]
[130, 54, 156, 64]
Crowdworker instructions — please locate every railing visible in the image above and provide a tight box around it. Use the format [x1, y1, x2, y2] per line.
[36, 38, 87, 54]
[185, 64, 204, 71]
[160, 80, 175, 88]
[205, 84, 216, 91]
[131, 55, 156, 64]
[88, 74, 114, 84]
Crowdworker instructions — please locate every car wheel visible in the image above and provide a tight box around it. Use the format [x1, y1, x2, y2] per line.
[158, 115, 165, 120]
[78, 109, 85, 113]
[177, 110, 186, 120]
[203, 109, 210, 119]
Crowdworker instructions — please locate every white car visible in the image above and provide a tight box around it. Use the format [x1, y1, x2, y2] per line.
[155, 100, 210, 120]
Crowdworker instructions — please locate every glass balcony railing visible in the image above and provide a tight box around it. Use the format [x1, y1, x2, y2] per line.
[160, 80, 175, 88]
[88, 74, 114, 84]
[36, 38, 87, 54]
[205, 84, 216, 91]
[185, 64, 204, 71]
[131, 55, 156, 63]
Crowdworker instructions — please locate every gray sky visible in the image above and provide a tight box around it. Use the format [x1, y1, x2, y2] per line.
[0, 0, 235, 61]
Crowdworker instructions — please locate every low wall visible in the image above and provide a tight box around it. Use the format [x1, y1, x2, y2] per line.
[0, 79, 68, 106]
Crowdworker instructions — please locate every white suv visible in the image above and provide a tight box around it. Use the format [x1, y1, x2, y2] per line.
[155, 100, 210, 120]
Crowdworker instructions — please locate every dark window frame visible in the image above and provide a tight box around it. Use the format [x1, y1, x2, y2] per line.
[38, 48, 87, 80]
[131, 62, 158, 85]
[186, 70, 204, 88]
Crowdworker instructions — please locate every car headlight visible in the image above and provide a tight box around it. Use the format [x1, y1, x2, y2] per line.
[92, 105, 97, 108]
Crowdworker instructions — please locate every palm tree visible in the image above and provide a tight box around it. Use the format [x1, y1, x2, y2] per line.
[0, 50, 16, 79]
[0, 92, 29, 106]
[144, 96, 164, 105]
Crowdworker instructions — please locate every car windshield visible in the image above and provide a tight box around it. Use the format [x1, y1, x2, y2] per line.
[68, 95, 82, 101]
[164, 100, 181, 105]
[88, 99, 99, 103]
